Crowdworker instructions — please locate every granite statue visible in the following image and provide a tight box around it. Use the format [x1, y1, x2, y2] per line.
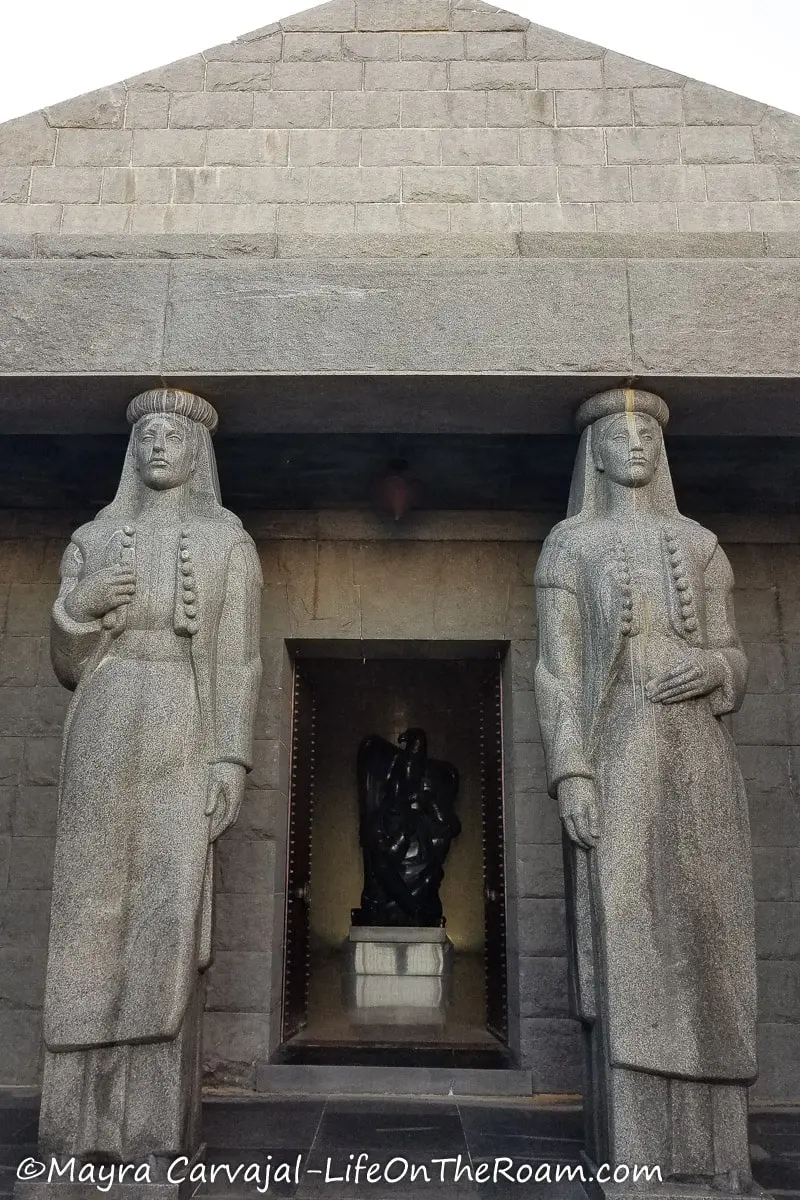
[39, 389, 262, 1167]
[534, 389, 757, 1191]
[352, 728, 461, 928]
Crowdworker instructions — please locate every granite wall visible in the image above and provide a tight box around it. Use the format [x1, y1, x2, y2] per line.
[0, 515, 798, 1100]
[2, 0, 800, 243]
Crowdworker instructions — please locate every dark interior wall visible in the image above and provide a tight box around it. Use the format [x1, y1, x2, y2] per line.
[304, 658, 488, 953]
[0, 433, 797, 515]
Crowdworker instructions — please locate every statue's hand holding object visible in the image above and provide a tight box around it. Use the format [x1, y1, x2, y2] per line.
[64, 565, 136, 623]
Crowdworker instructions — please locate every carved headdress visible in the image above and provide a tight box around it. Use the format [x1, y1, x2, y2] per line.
[574, 387, 669, 433]
[566, 387, 678, 519]
[100, 388, 238, 524]
[126, 388, 219, 433]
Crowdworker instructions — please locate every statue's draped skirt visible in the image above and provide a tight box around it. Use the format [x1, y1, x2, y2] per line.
[593, 634, 756, 1082]
[44, 529, 209, 1051]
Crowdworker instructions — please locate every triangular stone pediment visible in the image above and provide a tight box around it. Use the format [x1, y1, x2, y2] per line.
[0, 0, 797, 240]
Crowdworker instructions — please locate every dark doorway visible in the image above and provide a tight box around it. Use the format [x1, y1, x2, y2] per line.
[279, 647, 510, 1068]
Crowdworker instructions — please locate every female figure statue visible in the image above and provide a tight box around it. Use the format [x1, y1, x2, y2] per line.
[534, 389, 757, 1191]
[39, 389, 262, 1166]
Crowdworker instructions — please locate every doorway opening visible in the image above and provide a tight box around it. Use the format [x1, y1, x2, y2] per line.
[277, 642, 510, 1068]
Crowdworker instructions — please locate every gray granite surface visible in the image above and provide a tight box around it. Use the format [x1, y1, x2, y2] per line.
[4, 257, 800, 376]
[1, 0, 799, 239]
[38, 389, 262, 1162]
[535, 388, 760, 1188]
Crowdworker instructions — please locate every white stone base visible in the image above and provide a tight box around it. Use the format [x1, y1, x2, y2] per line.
[342, 925, 453, 1025]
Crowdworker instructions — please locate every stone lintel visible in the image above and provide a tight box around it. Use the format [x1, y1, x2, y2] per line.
[0, 231, 799, 260]
[2, 253, 799, 377]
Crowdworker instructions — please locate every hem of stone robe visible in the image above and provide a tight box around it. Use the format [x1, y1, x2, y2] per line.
[39, 980, 205, 1162]
[596, 1069, 752, 1181]
[605, 1058, 759, 1085]
[565, 846, 757, 1086]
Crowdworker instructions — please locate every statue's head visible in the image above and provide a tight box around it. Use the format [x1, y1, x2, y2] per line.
[127, 389, 219, 494]
[398, 727, 427, 758]
[100, 388, 234, 524]
[576, 388, 669, 491]
[566, 388, 678, 520]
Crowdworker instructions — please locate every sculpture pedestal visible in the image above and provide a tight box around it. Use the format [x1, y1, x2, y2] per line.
[342, 926, 453, 1025]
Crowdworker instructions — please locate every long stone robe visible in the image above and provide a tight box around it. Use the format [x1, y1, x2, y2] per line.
[535, 513, 757, 1085]
[40, 513, 261, 1157]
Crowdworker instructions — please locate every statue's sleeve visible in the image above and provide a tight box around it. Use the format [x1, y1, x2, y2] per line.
[213, 536, 263, 770]
[534, 536, 593, 799]
[50, 541, 105, 691]
[704, 541, 748, 716]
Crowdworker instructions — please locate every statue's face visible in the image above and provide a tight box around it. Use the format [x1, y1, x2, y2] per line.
[594, 412, 661, 488]
[134, 414, 195, 491]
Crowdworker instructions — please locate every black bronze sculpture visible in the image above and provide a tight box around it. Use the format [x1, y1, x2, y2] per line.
[353, 728, 461, 928]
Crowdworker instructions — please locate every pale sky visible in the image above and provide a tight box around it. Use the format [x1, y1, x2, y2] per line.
[1, 0, 799, 125]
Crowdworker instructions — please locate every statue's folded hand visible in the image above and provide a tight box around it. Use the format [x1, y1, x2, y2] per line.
[646, 650, 727, 705]
[558, 776, 601, 849]
[206, 761, 246, 841]
[64, 565, 136, 622]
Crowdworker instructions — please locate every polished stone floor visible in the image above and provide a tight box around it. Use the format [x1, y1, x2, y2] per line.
[0, 1092, 798, 1200]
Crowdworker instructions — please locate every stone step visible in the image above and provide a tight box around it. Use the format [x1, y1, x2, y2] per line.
[255, 1063, 533, 1096]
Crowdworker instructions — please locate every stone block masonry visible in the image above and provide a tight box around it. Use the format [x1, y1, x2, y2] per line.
[0, 516, 798, 1099]
[0, 0, 799, 239]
